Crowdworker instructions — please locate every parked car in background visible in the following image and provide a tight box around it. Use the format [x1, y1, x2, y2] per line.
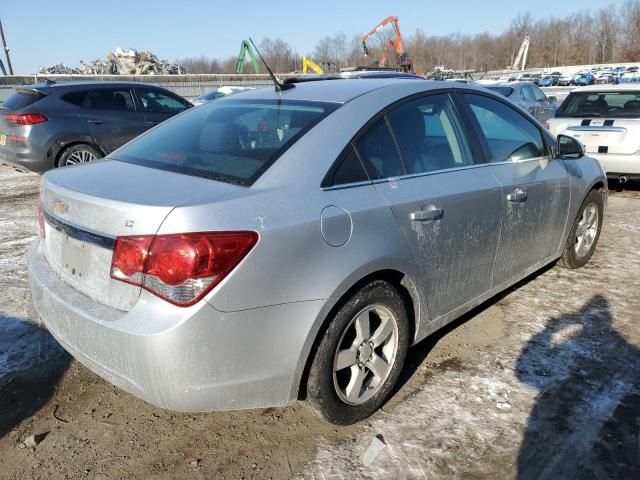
[0, 81, 192, 173]
[191, 86, 255, 106]
[558, 74, 574, 86]
[595, 72, 616, 84]
[538, 75, 558, 87]
[619, 72, 640, 84]
[484, 81, 558, 123]
[29, 79, 606, 425]
[548, 84, 640, 183]
[574, 73, 596, 86]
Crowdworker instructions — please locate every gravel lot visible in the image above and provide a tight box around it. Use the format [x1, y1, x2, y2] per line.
[0, 165, 638, 479]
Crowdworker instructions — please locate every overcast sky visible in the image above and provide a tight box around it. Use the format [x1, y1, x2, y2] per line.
[1, 0, 619, 74]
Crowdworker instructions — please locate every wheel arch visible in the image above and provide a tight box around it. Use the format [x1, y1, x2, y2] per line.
[55, 141, 104, 167]
[294, 267, 421, 401]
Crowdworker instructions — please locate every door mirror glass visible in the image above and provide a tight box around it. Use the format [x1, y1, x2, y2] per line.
[548, 96, 558, 104]
[557, 134, 585, 159]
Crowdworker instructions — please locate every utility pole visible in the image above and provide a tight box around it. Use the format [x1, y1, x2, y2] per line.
[0, 20, 14, 75]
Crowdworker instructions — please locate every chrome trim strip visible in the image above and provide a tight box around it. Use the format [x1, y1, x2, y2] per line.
[43, 210, 115, 249]
[322, 155, 553, 190]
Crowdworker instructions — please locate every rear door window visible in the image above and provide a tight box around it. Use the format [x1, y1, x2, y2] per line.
[61, 91, 87, 107]
[355, 118, 405, 179]
[323, 145, 369, 187]
[136, 88, 189, 114]
[387, 93, 473, 174]
[3, 90, 43, 110]
[114, 99, 338, 185]
[464, 94, 545, 162]
[86, 89, 136, 112]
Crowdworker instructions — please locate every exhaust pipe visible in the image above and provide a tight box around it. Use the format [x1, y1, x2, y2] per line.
[619, 176, 628, 184]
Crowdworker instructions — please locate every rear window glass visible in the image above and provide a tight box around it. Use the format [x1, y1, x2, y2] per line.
[557, 91, 640, 118]
[3, 90, 42, 110]
[487, 87, 514, 98]
[113, 99, 339, 185]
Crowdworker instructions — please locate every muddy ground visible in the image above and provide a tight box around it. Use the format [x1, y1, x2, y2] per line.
[0, 165, 638, 479]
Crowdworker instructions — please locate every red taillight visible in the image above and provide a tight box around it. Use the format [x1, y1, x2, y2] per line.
[544, 122, 550, 130]
[4, 113, 48, 125]
[36, 197, 46, 239]
[110, 231, 258, 306]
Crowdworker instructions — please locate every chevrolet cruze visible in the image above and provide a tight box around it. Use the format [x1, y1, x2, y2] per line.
[29, 79, 606, 424]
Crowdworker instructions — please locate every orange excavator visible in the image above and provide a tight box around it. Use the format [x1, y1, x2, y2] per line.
[361, 16, 413, 72]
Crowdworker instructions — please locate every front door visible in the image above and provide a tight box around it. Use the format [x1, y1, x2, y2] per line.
[355, 93, 503, 319]
[134, 87, 190, 127]
[462, 93, 570, 287]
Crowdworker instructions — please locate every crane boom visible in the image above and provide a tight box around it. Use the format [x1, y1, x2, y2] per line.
[361, 16, 412, 72]
[302, 56, 324, 74]
[511, 35, 530, 71]
[235, 40, 261, 74]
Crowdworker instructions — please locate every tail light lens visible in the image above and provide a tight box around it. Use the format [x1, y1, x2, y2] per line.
[4, 113, 48, 125]
[544, 122, 550, 130]
[110, 231, 258, 306]
[36, 197, 46, 238]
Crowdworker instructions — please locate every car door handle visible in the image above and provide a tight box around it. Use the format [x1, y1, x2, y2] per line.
[410, 207, 444, 222]
[145, 121, 159, 125]
[507, 188, 528, 203]
[87, 119, 103, 125]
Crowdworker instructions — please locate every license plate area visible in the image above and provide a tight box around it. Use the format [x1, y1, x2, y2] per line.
[61, 234, 91, 280]
[0, 133, 6, 146]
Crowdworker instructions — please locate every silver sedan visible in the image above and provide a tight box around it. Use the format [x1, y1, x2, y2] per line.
[28, 79, 607, 424]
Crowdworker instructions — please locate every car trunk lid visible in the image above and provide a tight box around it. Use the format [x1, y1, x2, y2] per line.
[552, 118, 640, 155]
[39, 159, 248, 311]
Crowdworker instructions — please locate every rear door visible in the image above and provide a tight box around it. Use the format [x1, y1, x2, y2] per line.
[79, 88, 148, 153]
[134, 87, 190, 127]
[462, 92, 570, 287]
[359, 92, 502, 319]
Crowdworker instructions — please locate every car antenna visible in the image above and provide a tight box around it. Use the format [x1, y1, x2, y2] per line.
[249, 37, 294, 92]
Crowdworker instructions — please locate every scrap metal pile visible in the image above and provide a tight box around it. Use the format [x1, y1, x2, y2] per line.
[39, 47, 187, 75]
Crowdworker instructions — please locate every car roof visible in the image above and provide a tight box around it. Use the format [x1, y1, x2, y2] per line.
[571, 84, 640, 93]
[219, 78, 458, 104]
[21, 81, 170, 94]
[487, 82, 522, 88]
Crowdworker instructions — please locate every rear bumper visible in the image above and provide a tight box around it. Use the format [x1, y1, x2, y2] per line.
[589, 153, 640, 177]
[0, 144, 52, 173]
[28, 238, 324, 411]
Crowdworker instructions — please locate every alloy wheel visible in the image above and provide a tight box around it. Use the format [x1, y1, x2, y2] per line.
[65, 149, 97, 165]
[332, 305, 399, 405]
[574, 202, 599, 258]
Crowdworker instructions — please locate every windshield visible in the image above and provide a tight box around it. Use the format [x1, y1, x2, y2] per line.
[113, 98, 339, 185]
[556, 91, 640, 118]
[486, 86, 514, 98]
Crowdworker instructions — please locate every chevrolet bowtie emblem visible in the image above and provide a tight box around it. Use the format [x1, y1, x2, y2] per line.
[52, 199, 68, 215]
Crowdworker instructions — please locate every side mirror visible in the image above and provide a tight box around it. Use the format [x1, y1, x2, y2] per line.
[557, 134, 585, 159]
[548, 96, 557, 104]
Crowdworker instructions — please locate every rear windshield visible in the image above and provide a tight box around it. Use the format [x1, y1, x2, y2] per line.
[113, 99, 339, 185]
[486, 86, 513, 98]
[557, 91, 640, 118]
[3, 90, 43, 110]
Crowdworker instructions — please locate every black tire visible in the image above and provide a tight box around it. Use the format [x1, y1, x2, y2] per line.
[56, 144, 101, 168]
[307, 280, 410, 425]
[560, 189, 604, 269]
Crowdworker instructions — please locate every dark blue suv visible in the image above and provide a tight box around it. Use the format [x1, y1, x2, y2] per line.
[0, 81, 191, 173]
